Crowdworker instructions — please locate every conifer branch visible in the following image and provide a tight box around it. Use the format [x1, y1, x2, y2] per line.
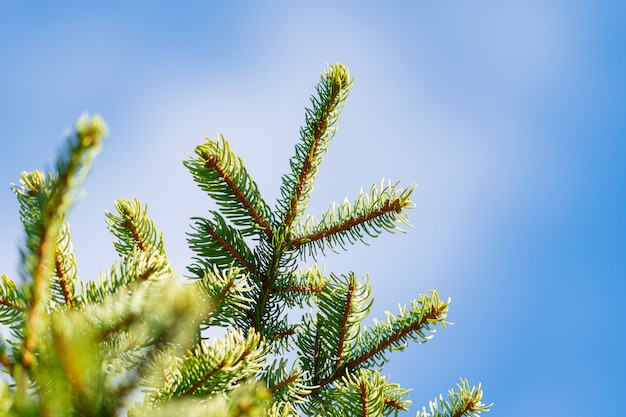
[184, 136, 274, 240]
[280, 64, 352, 228]
[196, 266, 255, 331]
[122, 216, 147, 253]
[291, 181, 415, 260]
[290, 196, 408, 249]
[23, 220, 55, 368]
[282, 130, 324, 230]
[265, 360, 312, 409]
[316, 369, 408, 416]
[359, 378, 369, 417]
[158, 330, 266, 400]
[418, 379, 492, 417]
[97, 311, 141, 343]
[51, 223, 79, 307]
[271, 265, 327, 309]
[21, 114, 106, 369]
[384, 396, 406, 411]
[336, 282, 356, 366]
[249, 239, 298, 334]
[270, 328, 296, 339]
[271, 284, 324, 294]
[296, 274, 371, 398]
[313, 294, 447, 391]
[188, 212, 257, 280]
[50, 322, 90, 405]
[0, 297, 24, 313]
[253, 275, 272, 333]
[0, 274, 26, 333]
[203, 223, 258, 275]
[137, 264, 159, 281]
[81, 249, 170, 306]
[181, 364, 222, 397]
[54, 248, 74, 307]
[312, 322, 323, 386]
[201, 150, 274, 241]
[349, 300, 446, 373]
[209, 277, 236, 313]
[106, 199, 169, 276]
[0, 64, 490, 415]
[268, 372, 299, 394]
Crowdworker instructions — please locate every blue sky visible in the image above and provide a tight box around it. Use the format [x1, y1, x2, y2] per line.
[1, 1, 624, 415]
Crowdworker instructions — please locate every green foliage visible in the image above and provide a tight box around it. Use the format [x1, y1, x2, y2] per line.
[417, 379, 491, 417]
[0, 64, 492, 416]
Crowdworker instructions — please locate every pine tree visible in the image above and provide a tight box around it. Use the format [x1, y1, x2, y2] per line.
[0, 63, 492, 416]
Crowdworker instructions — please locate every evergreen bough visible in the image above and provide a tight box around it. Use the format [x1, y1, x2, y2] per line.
[0, 63, 492, 416]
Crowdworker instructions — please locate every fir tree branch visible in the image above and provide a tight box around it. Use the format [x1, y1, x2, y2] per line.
[0, 297, 24, 313]
[279, 63, 353, 228]
[161, 367, 172, 386]
[418, 379, 492, 417]
[271, 264, 328, 309]
[290, 196, 408, 249]
[313, 293, 447, 391]
[181, 364, 223, 397]
[312, 321, 323, 386]
[159, 330, 266, 400]
[106, 199, 170, 277]
[113, 200, 148, 254]
[50, 320, 91, 409]
[295, 274, 371, 398]
[349, 300, 446, 373]
[196, 266, 255, 331]
[96, 310, 143, 343]
[21, 114, 106, 369]
[54, 248, 74, 307]
[0, 65, 491, 415]
[281, 124, 324, 229]
[153, 330, 267, 402]
[248, 238, 297, 334]
[198, 273, 238, 328]
[359, 378, 369, 417]
[271, 284, 324, 294]
[265, 359, 312, 410]
[290, 181, 415, 260]
[253, 276, 272, 334]
[335, 282, 356, 367]
[81, 249, 173, 315]
[317, 369, 409, 416]
[184, 136, 274, 240]
[188, 212, 258, 280]
[267, 372, 299, 394]
[137, 264, 159, 282]
[384, 396, 406, 411]
[0, 274, 26, 337]
[50, 222, 80, 308]
[122, 217, 147, 253]
[270, 328, 296, 339]
[209, 276, 236, 314]
[200, 149, 274, 241]
[23, 219, 55, 367]
[203, 222, 258, 275]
